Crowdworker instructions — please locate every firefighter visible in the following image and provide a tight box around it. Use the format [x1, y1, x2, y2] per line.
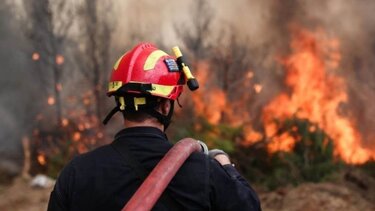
[47, 43, 261, 210]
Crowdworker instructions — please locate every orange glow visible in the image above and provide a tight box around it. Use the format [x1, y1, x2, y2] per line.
[56, 55, 64, 65]
[77, 143, 88, 154]
[97, 132, 104, 139]
[83, 98, 90, 105]
[191, 61, 249, 125]
[243, 124, 263, 145]
[73, 132, 81, 142]
[37, 154, 46, 166]
[254, 84, 263, 94]
[78, 124, 85, 131]
[47, 96, 55, 105]
[32, 52, 40, 61]
[246, 71, 254, 79]
[262, 27, 375, 164]
[268, 133, 296, 153]
[191, 62, 227, 124]
[61, 118, 69, 127]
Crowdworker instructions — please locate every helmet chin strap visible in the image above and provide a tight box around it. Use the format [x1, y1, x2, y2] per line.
[102, 106, 120, 125]
[144, 101, 174, 131]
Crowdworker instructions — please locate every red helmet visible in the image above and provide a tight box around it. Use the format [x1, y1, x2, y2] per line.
[107, 42, 184, 100]
[103, 42, 198, 126]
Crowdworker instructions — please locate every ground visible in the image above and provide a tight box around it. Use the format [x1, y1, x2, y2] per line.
[0, 170, 374, 210]
[0, 177, 52, 211]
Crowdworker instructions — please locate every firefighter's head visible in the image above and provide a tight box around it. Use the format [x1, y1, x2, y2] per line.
[103, 42, 194, 130]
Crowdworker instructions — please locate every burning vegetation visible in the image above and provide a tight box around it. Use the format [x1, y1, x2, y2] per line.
[0, 1, 374, 195]
[262, 27, 374, 164]
[188, 25, 375, 165]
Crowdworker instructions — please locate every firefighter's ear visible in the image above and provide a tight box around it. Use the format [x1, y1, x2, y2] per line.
[159, 99, 171, 116]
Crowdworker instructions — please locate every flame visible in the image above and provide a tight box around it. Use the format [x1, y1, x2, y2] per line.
[246, 71, 254, 79]
[254, 84, 263, 94]
[55, 55, 64, 65]
[268, 133, 296, 153]
[243, 124, 263, 145]
[32, 83, 106, 168]
[262, 26, 375, 164]
[78, 124, 85, 131]
[32, 52, 40, 61]
[83, 97, 91, 105]
[61, 118, 69, 127]
[72, 132, 81, 142]
[192, 62, 227, 124]
[47, 96, 55, 105]
[37, 154, 46, 166]
[191, 61, 250, 125]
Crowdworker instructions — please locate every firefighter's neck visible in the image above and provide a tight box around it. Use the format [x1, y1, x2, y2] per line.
[123, 100, 170, 131]
[124, 119, 164, 131]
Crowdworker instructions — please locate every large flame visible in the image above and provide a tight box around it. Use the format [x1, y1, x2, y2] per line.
[191, 61, 252, 126]
[191, 62, 228, 125]
[262, 26, 375, 164]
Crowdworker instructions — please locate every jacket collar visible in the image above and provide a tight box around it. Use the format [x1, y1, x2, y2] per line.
[114, 126, 168, 141]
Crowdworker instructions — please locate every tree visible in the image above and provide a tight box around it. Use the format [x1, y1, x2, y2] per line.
[22, 0, 75, 126]
[74, 0, 114, 120]
[175, 0, 214, 59]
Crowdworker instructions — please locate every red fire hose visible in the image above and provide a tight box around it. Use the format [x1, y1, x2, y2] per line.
[122, 138, 207, 211]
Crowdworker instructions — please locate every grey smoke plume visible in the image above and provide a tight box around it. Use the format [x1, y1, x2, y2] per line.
[153, 0, 375, 148]
[0, 2, 39, 168]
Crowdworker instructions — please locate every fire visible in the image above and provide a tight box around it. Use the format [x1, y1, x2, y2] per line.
[61, 118, 69, 127]
[37, 154, 46, 166]
[73, 132, 81, 142]
[191, 62, 227, 125]
[262, 26, 375, 164]
[55, 54, 64, 65]
[246, 71, 254, 79]
[243, 124, 263, 145]
[32, 52, 40, 61]
[191, 61, 250, 125]
[254, 84, 263, 94]
[47, 96, 55, 105]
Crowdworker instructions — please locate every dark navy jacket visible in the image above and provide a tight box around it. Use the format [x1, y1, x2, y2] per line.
[48, 127, 261, 210]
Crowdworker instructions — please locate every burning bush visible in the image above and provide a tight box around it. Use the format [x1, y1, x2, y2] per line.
[30, 115, 108, 178]
[233, 117, 343, 190]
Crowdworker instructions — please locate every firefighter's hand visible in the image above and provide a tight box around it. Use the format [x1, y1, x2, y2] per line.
[209, 149, 231, 165]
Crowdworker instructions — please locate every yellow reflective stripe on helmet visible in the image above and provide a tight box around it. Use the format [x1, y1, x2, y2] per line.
[143, 50, 168, 71]
[108, 81, 123, 92]
[113, 55, 125, 70]
[150, 84, 175, 97]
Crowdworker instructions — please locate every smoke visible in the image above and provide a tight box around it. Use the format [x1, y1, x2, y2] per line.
[265, 0, 375, 148]
[197, 0, 375, 148]
[110, 0, 375, 148]
[1, 0, 374, 169]
[0, 1, 39, 167]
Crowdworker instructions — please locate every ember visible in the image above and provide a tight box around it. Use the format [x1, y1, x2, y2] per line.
[72, 132, 81, 142]
[47, 96, 55, 105]
[55, 55, 64, 65]
[37, 154, 46, 166]
[32, 52, 40, 61]
[254, 84, 262, 94]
